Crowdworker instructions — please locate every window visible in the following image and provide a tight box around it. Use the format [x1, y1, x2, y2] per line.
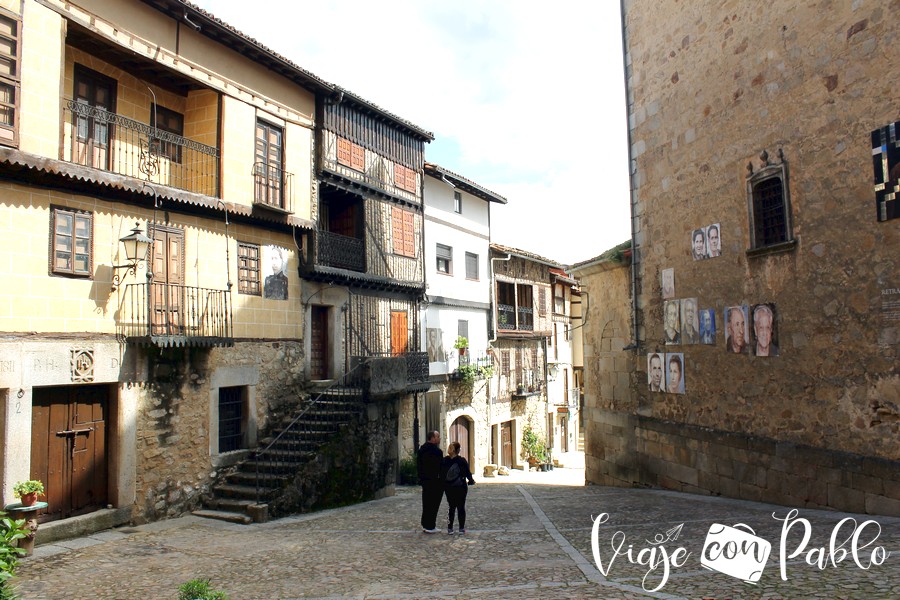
[237, 242, 261, 295]
[150, 104, 183, 163]
[538, 286, 547, 317]
[218, 386, 246, 452]
[554, 283, 565, 314]
[746, 156, 793, 250]
[458, 319, 468, 340]
[465, 252, 478, 280]
[500, 350, 510, 376]
[391, 206, 416, 257]
[0, 9, 19, 146]
[50, 208, 92, 277]
[454, 191, 462, 214]
[337, 136, 365, 171]
[255, 119, 284, 208]
[394, 163, 417, 193]
[436, 243, 452, 274]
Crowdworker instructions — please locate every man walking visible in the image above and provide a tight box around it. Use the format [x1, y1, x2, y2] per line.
[417, 430, 443, 533]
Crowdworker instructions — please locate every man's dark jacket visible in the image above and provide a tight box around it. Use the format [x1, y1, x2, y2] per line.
[417, 441, 442, 484]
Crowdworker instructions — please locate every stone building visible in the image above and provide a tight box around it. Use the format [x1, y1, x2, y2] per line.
[572, 1, 899, 515]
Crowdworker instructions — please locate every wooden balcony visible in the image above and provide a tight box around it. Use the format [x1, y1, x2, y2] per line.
[63, 100, 219, 197]
[118, 282, 233, 348]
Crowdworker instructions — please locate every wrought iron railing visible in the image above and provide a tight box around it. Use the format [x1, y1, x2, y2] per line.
[118, 282, 233, 346]
[316, 229, 366, 272]
[253, 360, 368, 503]
[517, 306, 534, 330]
[64, 100, 219, 196]
[405, 351, 430, 384]
[497, 303, 516, 330]
[252, 161, 293, 212]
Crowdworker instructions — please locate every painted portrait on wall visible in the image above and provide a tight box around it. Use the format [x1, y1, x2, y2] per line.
[751, 303, 779, 357]
[661, 268, 675, 299]
[263, 245, 289, 300]
[691, 228, 707, 260]
[706, 223, 721, 257]
[665, 352, 685, 394]
[724, 305, 749, 354]
[647, 352, 664, 392]
[664, 299, 681, 345]
[699, 308, 716, 344]
[681, 298, 699, 344]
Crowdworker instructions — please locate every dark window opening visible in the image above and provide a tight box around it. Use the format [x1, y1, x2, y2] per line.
[150, 104, 184, 163]
[218, 386, 245, 453]
[454, 191, 462, 213]
[752, 178, 787, 247]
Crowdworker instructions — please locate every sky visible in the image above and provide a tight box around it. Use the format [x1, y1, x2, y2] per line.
[191, 1, 632, 265]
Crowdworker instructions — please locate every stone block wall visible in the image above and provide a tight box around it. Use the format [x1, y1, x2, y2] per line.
[593, 409, 900, 517]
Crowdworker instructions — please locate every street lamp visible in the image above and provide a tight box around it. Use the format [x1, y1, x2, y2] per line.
[111, 222, 152, 290]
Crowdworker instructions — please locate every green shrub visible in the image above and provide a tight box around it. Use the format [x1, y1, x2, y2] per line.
[178, 578, 228, 600]
[0, 512, 29, 599]
[399, 454, 418, 485]
[521, 425, 547, 463]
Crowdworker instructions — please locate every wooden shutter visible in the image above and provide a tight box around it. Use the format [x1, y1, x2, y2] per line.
[538, 287, 547, 317]
[337, 137, 352, 166]
[350, 142, 365, 171]
[402, 209, 415, 257]
[394, 163, 406, 190]
[390, 310, 408, 355]
[391, 206, 404, 254]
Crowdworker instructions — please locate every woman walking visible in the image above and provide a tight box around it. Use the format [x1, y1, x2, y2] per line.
[441, 441, 475, 534]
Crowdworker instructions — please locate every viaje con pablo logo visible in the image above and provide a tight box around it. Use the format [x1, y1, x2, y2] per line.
[590, 508, 891, 593]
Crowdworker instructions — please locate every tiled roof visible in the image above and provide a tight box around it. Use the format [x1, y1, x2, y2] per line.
[423, 163, 507, 204]
[489, 243, 563, 268]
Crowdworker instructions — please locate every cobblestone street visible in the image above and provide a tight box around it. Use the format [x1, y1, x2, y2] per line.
[11, 467, 900, 599]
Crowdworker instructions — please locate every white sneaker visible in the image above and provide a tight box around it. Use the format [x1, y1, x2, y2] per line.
[423, 528, 440, 534]
[447, 527, 455, 535]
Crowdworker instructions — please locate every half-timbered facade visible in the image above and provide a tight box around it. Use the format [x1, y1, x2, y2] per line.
[299, 87, 433, 457]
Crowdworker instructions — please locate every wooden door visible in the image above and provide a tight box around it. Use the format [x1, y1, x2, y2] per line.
[150, 227, 185, 336]
[501, 421, 513, 468]
[450, 416, 471, 465]
[73, 67, 114, 169]
[559, 413, 569, 453]
[31, 385, 108, 523]
[390, 310, 408, 356]
[310, 306, 329, 379]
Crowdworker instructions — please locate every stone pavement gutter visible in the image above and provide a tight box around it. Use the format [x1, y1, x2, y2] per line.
[10, 467, 900, 599]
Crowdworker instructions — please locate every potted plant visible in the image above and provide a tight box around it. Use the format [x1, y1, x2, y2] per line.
[12, 480, 44, 507]
[521, 425, 547, 469]
[453, 336, 468, 355]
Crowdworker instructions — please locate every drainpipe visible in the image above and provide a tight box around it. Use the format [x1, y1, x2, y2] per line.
[620, 0, 640, 352]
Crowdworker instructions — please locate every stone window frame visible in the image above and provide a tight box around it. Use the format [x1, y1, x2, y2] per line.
[745, 149, 796, 257]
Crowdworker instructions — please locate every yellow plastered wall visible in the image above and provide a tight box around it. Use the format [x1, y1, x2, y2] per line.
[285, 121, 312, 221]
[17, 0, 64, 157]
[220, 96, 256, 206]
[0, 183, 303, 338]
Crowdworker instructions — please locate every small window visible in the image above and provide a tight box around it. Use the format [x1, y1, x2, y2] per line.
[454, 191, 462, 214]
[237, 242, 261, 295]
[501, 350, 510, 375]
[50, 208, 92, 277]
[746, 154, 793, 250]
[872, 121, 900, 221]
[0, 9, 20, 146]
[457, 319, 468, 340]
[218, 386, 246, 452]
[436, 243, 452, 274]
[465, 252, 478, 280]
[150, 104, 183, 163]
[391, 206, 416, 257]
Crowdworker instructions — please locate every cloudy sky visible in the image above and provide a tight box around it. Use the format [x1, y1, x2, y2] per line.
[191, 1, 631, 265]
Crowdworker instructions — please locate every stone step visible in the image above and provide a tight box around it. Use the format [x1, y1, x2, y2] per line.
[213, 482, 277, 500]
[192, 509, 253, 525]
[202, 497, 257, 512]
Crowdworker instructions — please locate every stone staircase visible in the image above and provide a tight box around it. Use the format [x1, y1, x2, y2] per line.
[195, 383, 365, 524]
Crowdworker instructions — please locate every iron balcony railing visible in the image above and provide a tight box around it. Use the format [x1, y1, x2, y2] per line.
[252, 161, 294, 212]
[517, 306, 534, 330]
[405, 351, 430, 384]
[316, 229, 366, 272]
[64, 100, 219, 196]
[118, 282, 233, 347]
[497, 303, 533, 331]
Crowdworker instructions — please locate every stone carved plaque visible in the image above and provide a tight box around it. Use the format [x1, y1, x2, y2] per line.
[71, 349, 95, 383]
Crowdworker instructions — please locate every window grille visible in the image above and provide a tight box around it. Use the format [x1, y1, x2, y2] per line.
[218, 386, 245, 453]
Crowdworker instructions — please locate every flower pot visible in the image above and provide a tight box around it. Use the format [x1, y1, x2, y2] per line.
[20, 492, 38, 507]
[459, 348, 466, 356]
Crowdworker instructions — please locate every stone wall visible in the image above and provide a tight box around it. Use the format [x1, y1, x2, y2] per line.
[272, 397, 399, 517]
[133, 340, 306, 522]
[592, 409, 900, 516]
[577, 0, 900, 515]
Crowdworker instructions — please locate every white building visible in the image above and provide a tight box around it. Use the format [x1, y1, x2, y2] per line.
[416, 163, 506, 467]
[546, 268, 580, 457]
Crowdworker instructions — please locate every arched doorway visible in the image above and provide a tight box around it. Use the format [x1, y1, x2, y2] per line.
[449, 415, 472, 464]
